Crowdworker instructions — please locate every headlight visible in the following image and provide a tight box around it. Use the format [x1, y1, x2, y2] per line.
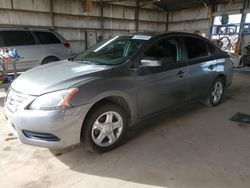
[29, 88, 79, 110]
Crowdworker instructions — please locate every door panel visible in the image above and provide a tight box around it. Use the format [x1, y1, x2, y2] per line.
[186, 59, 218, 100]
[183, 36, 219, 101]
[136, 36, 188, 118]
[137, 66, 188, 117]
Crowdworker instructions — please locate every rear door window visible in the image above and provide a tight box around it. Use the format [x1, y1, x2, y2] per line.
[144, 37, 181, 65]
[34, 32, 61, 45]
[207, 42, 216, 55]
[0, 31, 36, 47]
[184, 37, 209, 59]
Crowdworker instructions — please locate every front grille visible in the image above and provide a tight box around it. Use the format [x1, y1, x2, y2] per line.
[22, 130, 60, 142]
[6, 89, 30, 112]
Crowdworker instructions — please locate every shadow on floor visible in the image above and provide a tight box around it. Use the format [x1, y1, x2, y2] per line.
[49, 102, 209, 187]
[234, 67, 250, 74]
[0, 96, 5, 107]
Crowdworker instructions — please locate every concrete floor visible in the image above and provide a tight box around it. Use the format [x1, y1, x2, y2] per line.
[0, 71, 250, 188]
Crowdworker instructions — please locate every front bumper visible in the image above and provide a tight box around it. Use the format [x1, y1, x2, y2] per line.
[5, 102, 92, 149]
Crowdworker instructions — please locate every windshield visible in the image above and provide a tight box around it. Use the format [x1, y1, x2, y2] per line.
[74, 36, 148, 65]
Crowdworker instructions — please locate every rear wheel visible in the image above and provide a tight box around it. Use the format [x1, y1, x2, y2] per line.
[41, 57, 59, 65]
[242, 56, 250, 67]
[202, 78, 225, 107]
[82, 104, 127, 153]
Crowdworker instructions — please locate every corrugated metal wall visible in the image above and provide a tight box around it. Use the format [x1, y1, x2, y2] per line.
[167, 1, 247, 38]
[168, 7, 210, 35]
[0, 0, 246, 54]
[0, 0, 167, 54]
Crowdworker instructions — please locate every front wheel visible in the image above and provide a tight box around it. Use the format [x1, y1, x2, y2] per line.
[202, 78, 225, 106]
[82, 104, 127, 153]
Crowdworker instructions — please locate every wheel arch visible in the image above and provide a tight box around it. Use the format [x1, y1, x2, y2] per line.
[80, 95, 133, 140]
[41, 55, 60, 65]
[218, 73, 227, 86]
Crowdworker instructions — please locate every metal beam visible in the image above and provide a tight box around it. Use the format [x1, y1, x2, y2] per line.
[10, 0, 14, 9]
[135, 0, 140, 32]
[84, 30, 88, 49]
[139, 0, 161, 7]
[208, 3, 216, 39]
[166, 11, 169, 31]
[235, 0, 248, 54]
[100, 0, 104, 40]
[168, 18, 210, 24]
[50, 0, 54, 28]
[239, 0, 248, 36]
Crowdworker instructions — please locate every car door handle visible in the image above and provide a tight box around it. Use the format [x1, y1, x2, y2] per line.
[208, 65, 216, 70]
[130, 67, 138, 71]
[176, 70, 186, 78]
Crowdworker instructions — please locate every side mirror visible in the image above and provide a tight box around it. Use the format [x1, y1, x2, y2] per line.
[141, 58, 161, 67]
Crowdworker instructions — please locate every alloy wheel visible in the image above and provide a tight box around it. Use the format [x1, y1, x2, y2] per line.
[211, 81, 224, 104]
[91, 111, 123, 147]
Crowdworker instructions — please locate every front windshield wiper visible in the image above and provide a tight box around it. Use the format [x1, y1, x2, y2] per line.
[81, 60, 93, 65]
[78, 58, 115, 66]
[76, 58, 99, 65]
[75, 57, 119, 66]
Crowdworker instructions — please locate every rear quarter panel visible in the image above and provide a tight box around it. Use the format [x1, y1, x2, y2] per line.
[39, 44, 71, 63]
[216, 57, 233, 88]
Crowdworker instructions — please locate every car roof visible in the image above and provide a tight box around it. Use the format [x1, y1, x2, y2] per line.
[127, 31, 216, 47]
[128, 31, 205, 39]
[0, 27, 55, 32]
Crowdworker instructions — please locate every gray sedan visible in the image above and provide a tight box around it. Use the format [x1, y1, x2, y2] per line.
[4, 32, 233, 152]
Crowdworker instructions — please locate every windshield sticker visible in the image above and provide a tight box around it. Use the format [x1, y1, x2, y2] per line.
[132, 35, 151, 40]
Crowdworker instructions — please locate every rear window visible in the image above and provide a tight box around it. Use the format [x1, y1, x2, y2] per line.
[207, 42, 216, 54]
[185, 37, 209, 59]
[34, 31, 61, 44]
[0, 31, 35, 47]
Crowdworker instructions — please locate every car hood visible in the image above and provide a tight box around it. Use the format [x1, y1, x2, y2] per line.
[11, 60, 113, 95]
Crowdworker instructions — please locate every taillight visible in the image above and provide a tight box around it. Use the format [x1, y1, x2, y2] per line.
[64, 42, 70, 48]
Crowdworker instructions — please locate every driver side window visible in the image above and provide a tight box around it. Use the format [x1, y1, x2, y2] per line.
[144, 38, 180, 66]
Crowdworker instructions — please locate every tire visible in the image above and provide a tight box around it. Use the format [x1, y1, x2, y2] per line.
[202, 77, 225, 107]
[82, 104, 127, 153]
[41, 57, 59, 65]
[239, 58, 243, 67]
[242, 56, 250, 67]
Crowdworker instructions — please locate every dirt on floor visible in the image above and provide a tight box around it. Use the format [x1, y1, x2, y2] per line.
[0, 71, 250, 188]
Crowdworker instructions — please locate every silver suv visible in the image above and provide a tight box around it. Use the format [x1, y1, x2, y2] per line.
[4, 32, 233, 153]
[0, 27, 72, 71]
